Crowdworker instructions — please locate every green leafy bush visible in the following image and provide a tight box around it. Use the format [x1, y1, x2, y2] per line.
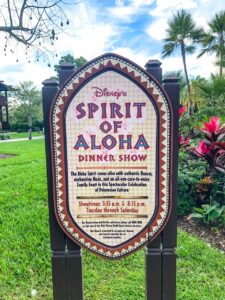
[10, 120, 43, 132]
[191, 202, 225, 226]
[178, 150, 207, 216]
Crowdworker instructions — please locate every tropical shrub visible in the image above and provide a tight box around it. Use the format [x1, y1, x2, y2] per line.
[185, 116, 225, 226]
[178, 111, 225, 223]
[193, 176, 214, 205]
[191, 202, 225, 226]
[178, 149, 206, 216]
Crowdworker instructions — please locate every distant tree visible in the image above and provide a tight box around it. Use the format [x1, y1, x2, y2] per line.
[198, 11, 225, 76]
[162, 10, 203, 111]
[183, 76, 206, 112]
[11, 81, 42, 138]
[54, 54, 87, 73]
[0, 1, 78, 60]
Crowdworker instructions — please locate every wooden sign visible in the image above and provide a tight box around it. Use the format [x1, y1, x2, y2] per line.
[50, 53, 173, 258]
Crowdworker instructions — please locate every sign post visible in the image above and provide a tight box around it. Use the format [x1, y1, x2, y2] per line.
[42, 53, 179, 299]
[144, 60, 179, 300]
[42, 69, 83, 300]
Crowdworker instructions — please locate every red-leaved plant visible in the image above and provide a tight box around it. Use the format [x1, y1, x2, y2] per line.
[179, 134, 190, 148]
[189, 116, 225, 173]
[179, 105, 186, 118]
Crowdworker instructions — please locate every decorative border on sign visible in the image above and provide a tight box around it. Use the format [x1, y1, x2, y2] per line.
[50, 53, 172, 258]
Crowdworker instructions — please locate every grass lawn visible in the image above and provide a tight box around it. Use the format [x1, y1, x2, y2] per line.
[0, 140, 224, 300]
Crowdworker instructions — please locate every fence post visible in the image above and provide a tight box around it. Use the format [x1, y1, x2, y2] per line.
[145, 59, 162, 300]
[42, 79, 67, 300]
[161, 75, 179, 300]
[58, 62, 84, 300]
[43, 66, 83, 299]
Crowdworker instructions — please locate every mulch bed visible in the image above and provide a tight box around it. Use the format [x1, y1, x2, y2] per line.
[178, 217, 225, 253]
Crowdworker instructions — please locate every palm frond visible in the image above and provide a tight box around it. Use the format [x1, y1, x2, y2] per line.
[185, 45, 196, 54]
[162, 42, 177, 58]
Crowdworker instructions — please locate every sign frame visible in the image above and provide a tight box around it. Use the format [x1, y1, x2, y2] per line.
[49, 53, 175, 259]
[42, 56, 179, 300]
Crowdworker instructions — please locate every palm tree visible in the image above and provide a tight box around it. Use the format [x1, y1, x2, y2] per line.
[198, 11, 225, 76]
[162, 10, 203, 109]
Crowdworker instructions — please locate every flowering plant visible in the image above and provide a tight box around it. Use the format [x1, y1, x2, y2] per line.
[179, 105, 186, 118]
[189, 116, 225, 173]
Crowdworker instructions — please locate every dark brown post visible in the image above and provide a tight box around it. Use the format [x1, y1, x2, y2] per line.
[58, 62, 83, 300]
[145, 59, 162, 83]
[58, 63, 76, 88]
[43, 63, 83, 300]
[145, 63, 179, 300]
[161, 75, 179, 300]
[42, 79, 68, 300]
[66, 239, 83, 300]
[145, 60, 162, 300]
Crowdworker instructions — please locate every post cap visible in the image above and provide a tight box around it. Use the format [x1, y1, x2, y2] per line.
[145, 60, 162, 68]
[59, 62, 76, 70]
[42, 78, 59, 87]
[163, 75, 179, 84]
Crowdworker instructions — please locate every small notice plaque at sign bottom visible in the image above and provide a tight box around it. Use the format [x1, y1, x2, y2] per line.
[50, 53, 174, 258]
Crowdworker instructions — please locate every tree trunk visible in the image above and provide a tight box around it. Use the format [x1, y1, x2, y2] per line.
[219, 49, 223, 77]
[220, 48, 223, 77]
[181, 43, 193, 114]
[28, 114, 32, 140]
[219, 35, 224, 77]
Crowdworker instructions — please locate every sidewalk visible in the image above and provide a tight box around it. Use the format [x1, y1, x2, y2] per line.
[0, 136, 44, 143]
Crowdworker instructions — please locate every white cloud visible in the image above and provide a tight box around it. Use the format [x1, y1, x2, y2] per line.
[108, 44, 219, 80]
[112, 47, 218, 78]
[146, 0, 225, 44]
[131, 0, 155, 7]
[109, 0, 155, 21]
[0, 2, 118, 86]
[112, 47, 152, 67]
[0, 32, 55, 87]
[55, 23, 117, 61]
[116, 0, 125, 6]
[53, 2, 118, 60]
[147, 1, 198, 41]
[146, 18, 168, 40]
[150, 0, 197, 17]
[145, 0, 220, 78]
[0, 60, 55, 88]
[161, 52, 218, 78]
[0, 0, 223, 88]
[116, 0, 154, 7]
[108, 6, 139, 22]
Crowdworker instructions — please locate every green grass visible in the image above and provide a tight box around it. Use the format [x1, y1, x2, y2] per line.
[0, 140, 225, 300]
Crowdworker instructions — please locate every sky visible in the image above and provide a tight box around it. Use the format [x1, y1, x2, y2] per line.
[0, 0, 225, 87]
